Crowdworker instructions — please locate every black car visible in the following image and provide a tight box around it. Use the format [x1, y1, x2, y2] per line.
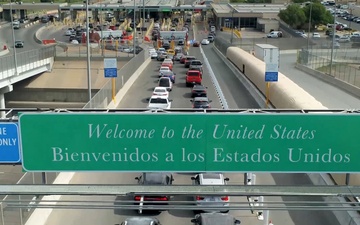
[191, 85, 207, 98]
[191, 97, 212, 109]
[134, 173, 174, 213]
[191, 213, 241, 225]
[14, 40, 24, 48]
[162, 41, 170, 50]
[208, 35, 215, 42]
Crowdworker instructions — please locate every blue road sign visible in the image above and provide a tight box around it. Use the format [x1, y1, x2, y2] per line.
[104, 58, 118, 78]
[104, 68, 118, 78]
[265, 71, 278, 82]
[0, 123, 20, 163]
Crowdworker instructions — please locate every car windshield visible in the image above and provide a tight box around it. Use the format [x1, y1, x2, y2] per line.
[192, 61, 202, 65]
[155, 89, 166, 93]
[150, 98, 168, 104]
[159, 79, 170, 86]
[160, 67, 169, 71]
[194, 101, 209, 108]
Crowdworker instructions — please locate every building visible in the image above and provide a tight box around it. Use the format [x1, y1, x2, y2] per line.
[211, 3, 287, 33]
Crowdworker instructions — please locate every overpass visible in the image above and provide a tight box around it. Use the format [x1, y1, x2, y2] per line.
[0, 46, 54, 117]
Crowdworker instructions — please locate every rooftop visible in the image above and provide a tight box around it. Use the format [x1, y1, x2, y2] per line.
[2, 2, 66, 10]
[122, 0, 178, 7]
[211, 3, 287, 14]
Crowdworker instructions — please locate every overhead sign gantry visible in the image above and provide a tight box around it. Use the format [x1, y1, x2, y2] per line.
[18, 111, 360, 173]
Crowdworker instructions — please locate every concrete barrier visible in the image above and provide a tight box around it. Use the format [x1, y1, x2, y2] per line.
[0, 48, 10, 57]
[34, 26, 46, 44]
[226, 47, 326, 109]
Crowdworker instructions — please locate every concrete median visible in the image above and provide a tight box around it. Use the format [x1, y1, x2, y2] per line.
[34, 26, 46, 44]
[0, 48, 10, 57]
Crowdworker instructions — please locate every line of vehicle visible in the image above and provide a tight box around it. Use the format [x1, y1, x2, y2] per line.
[193, 25, 228, 109]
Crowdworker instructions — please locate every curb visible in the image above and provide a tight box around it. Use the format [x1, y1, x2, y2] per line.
[34, 26, 46, 44]
[0, 48, 10, 57]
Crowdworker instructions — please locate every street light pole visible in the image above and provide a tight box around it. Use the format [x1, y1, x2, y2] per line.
[306, 1, 313, 50]
[9, 2, 18, 76]
[85, 0, 92, 106]
[230, 9, 234, 44]
[329, 5, 336, 76]
[142, 0, 145, 38]
[133, 0, 136, 56]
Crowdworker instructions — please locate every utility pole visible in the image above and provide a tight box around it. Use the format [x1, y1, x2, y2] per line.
[9, 1, 18, 76]
[85, 0, 92, 106]
[230, 9, 234, 44]
[329, 4, 337, 76]
[306, 1, 313, 50]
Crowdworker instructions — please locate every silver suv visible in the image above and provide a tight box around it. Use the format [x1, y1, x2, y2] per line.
[189, 60, 203, 72]
[191, 173, 230, 213]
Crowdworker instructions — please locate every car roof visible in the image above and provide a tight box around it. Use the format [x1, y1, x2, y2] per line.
[193, 85, 206, 90]
[124, 217, 158, 225]
[154, 87, 167, 91]
[200, 213, 235, 225]
[142, 172, 172, 184]
[194, 97, 210, 102]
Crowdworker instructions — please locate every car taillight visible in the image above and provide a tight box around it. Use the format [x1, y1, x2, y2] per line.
[196, 196, 204, 200]
[158, 197, 169, 201]
[221, 196, 229, 201]
[134, 196, 141, 201]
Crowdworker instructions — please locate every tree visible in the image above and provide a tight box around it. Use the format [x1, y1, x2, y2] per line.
[302, 2, 333, 27]
[278, 4, 306, 29]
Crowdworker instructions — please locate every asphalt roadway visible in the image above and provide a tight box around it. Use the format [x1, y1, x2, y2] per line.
[0, 22, 47, 54]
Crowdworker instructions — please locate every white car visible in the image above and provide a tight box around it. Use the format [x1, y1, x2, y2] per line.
[163, 58, 173, 65]
[338, 35, 350, 42]
[152, 87, 169, 97]
[201, 39, 210, 45]
[191, 173, 230, 213]
[150, 51, 158, 59]
[312, 33, 321, 38]
[159, 67, 171, 77]
[65, 28, 74, 36]
[147, 96, 172, 109]
[158, 47, 166, 52]
[71, 39, 79, 44]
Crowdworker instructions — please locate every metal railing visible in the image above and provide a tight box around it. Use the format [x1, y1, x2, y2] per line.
[0, 46, 55, 74]
[0, 172, 59, 225]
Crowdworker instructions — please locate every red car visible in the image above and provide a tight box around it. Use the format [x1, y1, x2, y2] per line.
[193, 41, 200, 47]
[186, 70, 202, 87]
[180, 55, 189, 64]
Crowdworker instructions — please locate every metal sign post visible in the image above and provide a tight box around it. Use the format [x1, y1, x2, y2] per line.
[264, 47, 279, 108]
[104, 58, 118, 103]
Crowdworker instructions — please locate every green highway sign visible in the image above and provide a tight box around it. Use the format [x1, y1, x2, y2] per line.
[19, 113, 360, 172]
